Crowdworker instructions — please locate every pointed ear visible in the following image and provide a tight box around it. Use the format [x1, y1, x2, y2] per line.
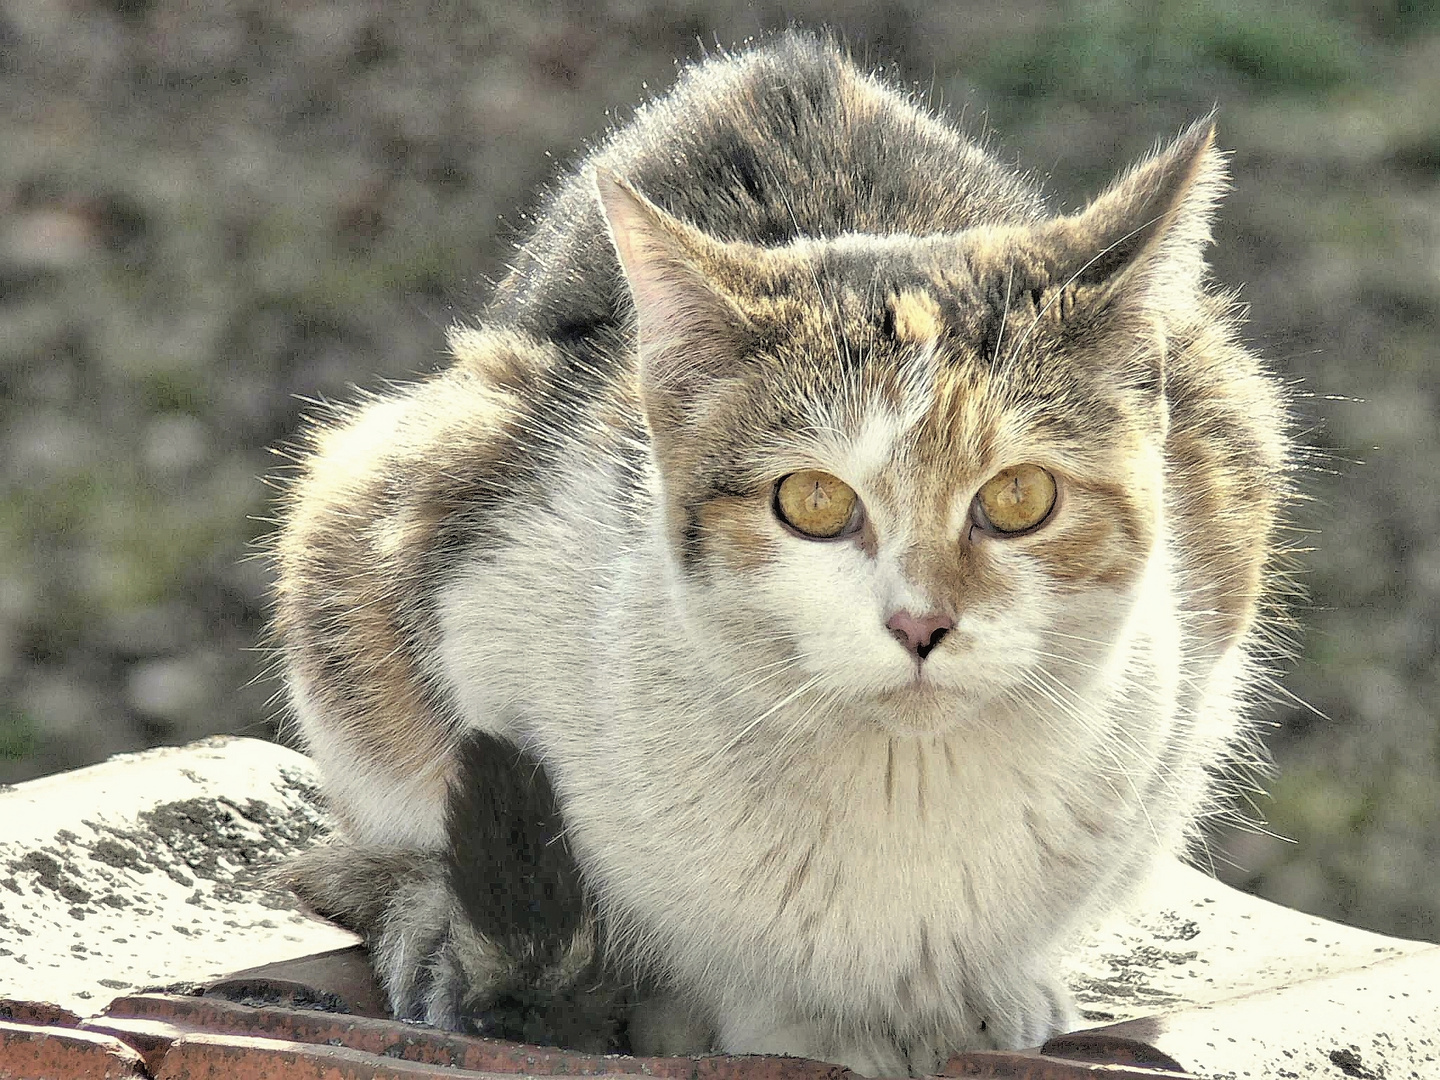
[594, 169, 751, 423]
[1038, 119, 1226, 307]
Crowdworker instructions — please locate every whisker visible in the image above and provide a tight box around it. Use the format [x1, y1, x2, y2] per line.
[715, 671, 827, 758]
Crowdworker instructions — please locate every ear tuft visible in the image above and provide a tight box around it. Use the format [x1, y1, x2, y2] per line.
[1042, 118, 1228, 304]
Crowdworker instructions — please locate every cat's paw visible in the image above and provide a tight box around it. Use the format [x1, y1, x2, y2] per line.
[880, 976, 1074, 1075]
[379, 885, 625, 1052]
[973, 973, 1077, 1051]
[713, 1009, 912, 1078]
[278, 843, 506, 1027]
[363, 863, 484, 1029]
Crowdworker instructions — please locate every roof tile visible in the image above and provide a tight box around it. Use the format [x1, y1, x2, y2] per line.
[0, 1016, 147, 1078]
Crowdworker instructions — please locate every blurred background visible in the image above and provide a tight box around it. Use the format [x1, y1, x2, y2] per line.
[1, 0, 1436, 942]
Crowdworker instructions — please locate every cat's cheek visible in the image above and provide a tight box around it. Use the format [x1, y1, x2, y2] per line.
[684, 496, 785, 574]
[762, 542, 913, 691]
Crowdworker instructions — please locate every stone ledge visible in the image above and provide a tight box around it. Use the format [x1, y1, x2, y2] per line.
[0, 736, 358, 1012]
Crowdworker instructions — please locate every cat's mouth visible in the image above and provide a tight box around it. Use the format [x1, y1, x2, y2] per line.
[860, 660, 1001, 727]
[864, 678, 977, 735]
[872, 668, 962, 707]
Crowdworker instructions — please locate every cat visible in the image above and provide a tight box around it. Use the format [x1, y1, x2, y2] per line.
[272, 30, 1290, 1076]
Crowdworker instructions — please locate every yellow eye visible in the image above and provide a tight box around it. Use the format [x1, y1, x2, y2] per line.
[975, 464, 1057, 535]
[774, 470, 860, 539]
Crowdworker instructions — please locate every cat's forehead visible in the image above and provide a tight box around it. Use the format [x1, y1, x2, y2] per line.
[737, 234, 1129, 460]
[744, 247, 997, 412]
[740, 231, 1027, 369]
[756, 324, 1008, 492]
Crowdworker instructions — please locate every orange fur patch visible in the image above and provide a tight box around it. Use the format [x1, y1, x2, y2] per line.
[694, 497, 779, 571]
[890, 289, 943, 344]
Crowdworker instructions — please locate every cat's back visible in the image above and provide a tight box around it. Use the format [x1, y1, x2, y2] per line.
[489, 31, 1045, 337]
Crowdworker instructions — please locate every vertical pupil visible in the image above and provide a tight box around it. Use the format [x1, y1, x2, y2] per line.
[805, 482, 830, 513]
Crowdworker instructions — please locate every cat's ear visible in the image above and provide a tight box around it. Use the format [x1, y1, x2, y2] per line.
[1037, 118, 1225, 309]
[594, 169, 751, 426]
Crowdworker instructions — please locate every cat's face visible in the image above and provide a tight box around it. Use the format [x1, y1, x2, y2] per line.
[597, 122, 1218, 734]
[643, 238, 1166, 732]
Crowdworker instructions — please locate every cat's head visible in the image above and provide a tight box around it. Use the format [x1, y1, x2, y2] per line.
[597, 123, 1227, 735]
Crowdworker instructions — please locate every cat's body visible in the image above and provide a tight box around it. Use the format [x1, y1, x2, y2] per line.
[273, 33, 1289, 1074]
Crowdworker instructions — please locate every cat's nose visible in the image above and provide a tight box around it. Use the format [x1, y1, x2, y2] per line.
[885, 610, 954, 661]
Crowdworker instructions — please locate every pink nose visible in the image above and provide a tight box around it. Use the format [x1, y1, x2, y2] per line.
[886, 610, 954, 661]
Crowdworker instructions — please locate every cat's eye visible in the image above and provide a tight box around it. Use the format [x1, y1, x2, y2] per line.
[973, 464, 1057, 535]
[774, 471, 861, 539]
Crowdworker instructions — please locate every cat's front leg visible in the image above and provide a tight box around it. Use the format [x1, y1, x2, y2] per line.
[709, 970, 1075, 1077]
[359, 856, 498, 1031]
[278, 842, 480, 1022]
[277, 846, 495, 1021]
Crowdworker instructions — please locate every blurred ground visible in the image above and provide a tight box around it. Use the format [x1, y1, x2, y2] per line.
[1, 0, 1437, 942]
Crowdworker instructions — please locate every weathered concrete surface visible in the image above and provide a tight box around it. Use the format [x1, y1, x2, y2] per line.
[0, 736, 358, 1012]
[1057, 948, 1439, 1080]
[1060, 858, 1438, 1025]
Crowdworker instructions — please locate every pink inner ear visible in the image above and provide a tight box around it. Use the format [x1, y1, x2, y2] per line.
[593, 169, 749, 401]
[594, 170, 670, 300]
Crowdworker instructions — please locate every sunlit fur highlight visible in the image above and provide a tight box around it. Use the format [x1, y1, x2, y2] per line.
[271, 31, 1292, 1075]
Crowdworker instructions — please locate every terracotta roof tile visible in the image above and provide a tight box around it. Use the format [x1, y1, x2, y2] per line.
[5, 988, 1193, 1080]
[0, 1016, 147, 1078]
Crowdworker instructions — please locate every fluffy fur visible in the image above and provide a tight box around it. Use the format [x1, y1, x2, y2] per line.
[281, 732, 625, 1050]
[271, 32, 1290, 1074]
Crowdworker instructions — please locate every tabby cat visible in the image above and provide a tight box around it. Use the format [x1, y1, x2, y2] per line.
[274, 31, 1290, 1075]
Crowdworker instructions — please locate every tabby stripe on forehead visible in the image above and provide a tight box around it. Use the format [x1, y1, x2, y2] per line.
[889, 289, 943, 345]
